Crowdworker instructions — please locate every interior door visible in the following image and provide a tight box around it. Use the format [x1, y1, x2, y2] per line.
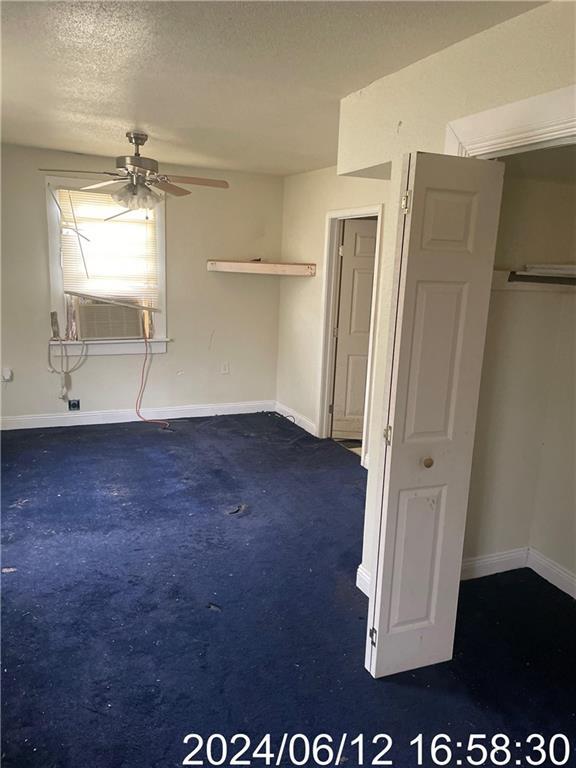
[331, 218, 377, 439]
[367, 152, 504, 678]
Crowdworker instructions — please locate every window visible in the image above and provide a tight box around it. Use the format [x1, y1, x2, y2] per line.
[46, 178, 166, 353]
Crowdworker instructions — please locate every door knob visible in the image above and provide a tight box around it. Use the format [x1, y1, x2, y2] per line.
[422, 457, 434, 469]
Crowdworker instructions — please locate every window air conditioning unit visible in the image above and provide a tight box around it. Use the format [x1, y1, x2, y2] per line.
[77, 302, 143, 340]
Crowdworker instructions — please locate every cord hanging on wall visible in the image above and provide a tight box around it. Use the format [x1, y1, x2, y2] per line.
[47, 315, 87, 401]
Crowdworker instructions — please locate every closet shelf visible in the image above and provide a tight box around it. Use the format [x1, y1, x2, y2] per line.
[207, 260, 316, 277]
[492, 270, 576, 292]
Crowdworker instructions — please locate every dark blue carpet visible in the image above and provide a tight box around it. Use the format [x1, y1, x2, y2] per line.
[2, 413, 575, 767]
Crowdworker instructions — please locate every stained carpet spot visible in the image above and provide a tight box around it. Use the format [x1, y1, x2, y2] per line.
[9, 499, 29, 509]
[225, 503, 248, 517]
[1, 567, 17, 574]
[207, 602, 222, 612]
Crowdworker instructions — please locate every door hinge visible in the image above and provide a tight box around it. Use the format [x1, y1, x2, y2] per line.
[333, 326, 339, 338]
[401, 190, 411, 214]
[338, 245, 344, 257]
[328, 404, 334, 415]
[369, 627, 377, 647]
[384, 425, 392, 445]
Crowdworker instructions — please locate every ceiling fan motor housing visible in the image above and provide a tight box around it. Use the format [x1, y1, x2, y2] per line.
[116, 155, 159, 175]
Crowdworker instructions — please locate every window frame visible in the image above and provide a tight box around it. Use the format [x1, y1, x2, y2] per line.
[45, 175, 168, 355]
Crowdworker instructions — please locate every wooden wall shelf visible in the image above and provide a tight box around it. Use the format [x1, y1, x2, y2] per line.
[207, 260, 316, 277]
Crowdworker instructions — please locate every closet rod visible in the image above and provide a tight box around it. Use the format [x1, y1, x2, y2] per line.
[508, 272, 576, 286]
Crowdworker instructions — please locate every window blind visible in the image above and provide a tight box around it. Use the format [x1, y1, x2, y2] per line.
[56, 188, 161, 310]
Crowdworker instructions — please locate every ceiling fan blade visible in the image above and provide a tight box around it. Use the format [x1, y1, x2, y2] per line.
[166, 175, 229, 189]
[152, 181, 191, 197]
[39, 169, 120, 176]
[81, 179, 126, 191]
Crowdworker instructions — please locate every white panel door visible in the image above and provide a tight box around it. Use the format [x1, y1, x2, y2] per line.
[367, 152, 504, 678]
[332, 218, 377, 439]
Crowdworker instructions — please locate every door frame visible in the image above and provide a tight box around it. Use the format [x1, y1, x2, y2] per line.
[318, 205, 383, 467]
[444, 84, 576, 159]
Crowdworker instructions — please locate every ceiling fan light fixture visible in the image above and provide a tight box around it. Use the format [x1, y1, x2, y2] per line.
[112, 182, 162, 211]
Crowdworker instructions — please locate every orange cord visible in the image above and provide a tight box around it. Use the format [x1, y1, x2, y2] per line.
[136, 336, 170, 429]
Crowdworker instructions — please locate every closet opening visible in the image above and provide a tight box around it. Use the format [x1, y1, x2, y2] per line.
[467, 143, 575, 588]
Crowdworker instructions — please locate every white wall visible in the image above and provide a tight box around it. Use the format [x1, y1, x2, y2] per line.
[277, 166, 387, 429]
[495, 167, 576, 271]
[1, 144, 283, 420]
[528, 293, 575, 572]
[338, 5, 575, 176]
[336, 2, 576, 581]
[467, 291, 576, 573]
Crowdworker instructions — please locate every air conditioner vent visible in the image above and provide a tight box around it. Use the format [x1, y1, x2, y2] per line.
[77, 303, 143, 340]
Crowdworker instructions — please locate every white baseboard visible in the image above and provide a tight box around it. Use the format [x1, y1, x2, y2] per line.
[527, 548, 576, 599]
[1, 400, 277, 431]
[2, 400, 318, 436]
[357, 547, 576, 600]
[273, 402, 317, 436]
[1, 399, 321, 433]
[356, 563, 371, 596]
[460, 547, 528, 580]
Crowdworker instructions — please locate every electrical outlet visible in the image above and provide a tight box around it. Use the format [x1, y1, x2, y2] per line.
[68, 399, 80, 411]
[220, 362, 230, 375]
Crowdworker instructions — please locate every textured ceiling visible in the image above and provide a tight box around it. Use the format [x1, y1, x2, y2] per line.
[2, 1, 539, 175]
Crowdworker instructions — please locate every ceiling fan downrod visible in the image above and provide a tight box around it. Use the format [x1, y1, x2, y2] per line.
[125, 130, 148, 157]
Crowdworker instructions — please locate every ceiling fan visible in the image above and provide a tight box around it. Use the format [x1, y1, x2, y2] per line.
[40, 130, 229, 213]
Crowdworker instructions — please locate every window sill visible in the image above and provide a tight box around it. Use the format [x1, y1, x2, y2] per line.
[49, 338, 170, 356]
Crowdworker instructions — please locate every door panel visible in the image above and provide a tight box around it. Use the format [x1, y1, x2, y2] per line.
[367, 152, 504, 678]
[350, 270, 373, 334]
[344, 355, 369, 417]
[404, 282, 467, 442]
[389, 484, 445, 631]
[332, 219, 377, 439]
[421, 189, 478, 252]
